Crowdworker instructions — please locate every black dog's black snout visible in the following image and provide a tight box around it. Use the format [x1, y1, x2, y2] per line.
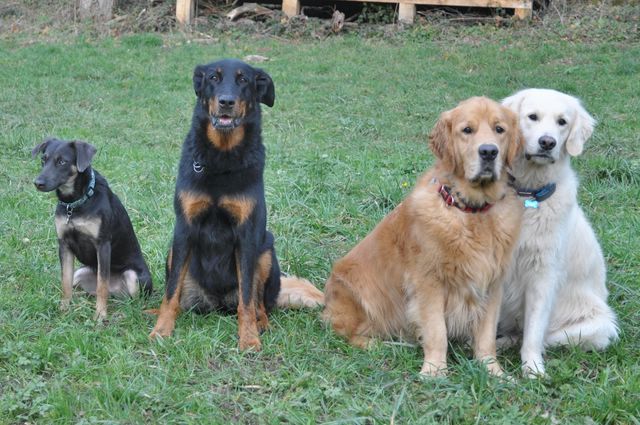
[34, 177, 46, 191]
[538, 136, 557, 151]
[218, 95, 236, 108]
[479, 144, 499, 161]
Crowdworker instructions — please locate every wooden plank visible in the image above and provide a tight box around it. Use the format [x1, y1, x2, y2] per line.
[282, 0, 301, 17]
[176, 0, 194, 26]
[398, 3, 416, 23]
[359, 0, 530, 8]
[514, 6, 533, 19]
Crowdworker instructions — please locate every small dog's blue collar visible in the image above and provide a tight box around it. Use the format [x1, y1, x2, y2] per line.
[59, 170, 96, 214]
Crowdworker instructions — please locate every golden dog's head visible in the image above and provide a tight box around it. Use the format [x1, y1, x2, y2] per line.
[429, 97, 522, 185]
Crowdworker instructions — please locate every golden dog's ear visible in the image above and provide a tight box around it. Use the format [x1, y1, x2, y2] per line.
[429, 110, 456, 170]
[504, 108, 524, 168]
[566, 100, 596, 157]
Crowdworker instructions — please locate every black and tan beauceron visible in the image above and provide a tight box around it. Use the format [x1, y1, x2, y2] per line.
[148, 59, 323, 350]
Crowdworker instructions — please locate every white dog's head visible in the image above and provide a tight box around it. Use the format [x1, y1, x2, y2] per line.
[502, 89, 595, 165]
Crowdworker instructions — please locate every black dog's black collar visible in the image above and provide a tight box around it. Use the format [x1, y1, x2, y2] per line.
[59, 170, 95, 221]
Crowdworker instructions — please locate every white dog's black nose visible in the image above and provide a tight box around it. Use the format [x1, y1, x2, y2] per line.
[479, 144, 498, 161]
[538, 136, 556, 151]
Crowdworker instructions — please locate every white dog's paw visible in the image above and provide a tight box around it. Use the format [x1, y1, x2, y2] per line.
[522, 357, 547, 378]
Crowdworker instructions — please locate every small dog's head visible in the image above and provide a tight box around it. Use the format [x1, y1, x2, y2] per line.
[192, 59, 275, 133]
[429, 97, 522, 185]
[32, 138, 96, 194]
[502, 88, 595, 164]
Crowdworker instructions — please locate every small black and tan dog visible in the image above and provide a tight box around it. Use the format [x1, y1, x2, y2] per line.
[32, 138, 153, 320]
[148, 59, 322, 350]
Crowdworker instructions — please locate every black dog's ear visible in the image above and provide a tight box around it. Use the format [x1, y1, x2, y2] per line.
[193, 64, 207, 98]
[31, 138, 55, 158]
[255, 69, 275, 107]
[72, 141, 97, 172]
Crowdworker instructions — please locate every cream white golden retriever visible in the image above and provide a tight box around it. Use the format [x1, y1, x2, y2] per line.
[499, 88, 618, 377]
[323, 97, 524, 377]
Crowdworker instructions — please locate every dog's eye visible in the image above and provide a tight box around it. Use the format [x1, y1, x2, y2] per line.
[495, 126, 505, 134]
[462, 127, 473, 134]
[558, 118, 567, 126]
[56, 158, 66, 166]
[209, 74, 219, 82]
[238, 76, 248, 84]
[40, 157, 46, 166]
[528, 114, 538, 121]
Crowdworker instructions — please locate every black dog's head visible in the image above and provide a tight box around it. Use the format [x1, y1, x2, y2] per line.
[192, 59, 275, 133]
[32, 138, 97, 193]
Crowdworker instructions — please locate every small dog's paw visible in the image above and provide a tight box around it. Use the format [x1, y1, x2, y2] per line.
[94, 309, 107, 322]
[149, 324, 174, 340]
[60, 299, 71, 311]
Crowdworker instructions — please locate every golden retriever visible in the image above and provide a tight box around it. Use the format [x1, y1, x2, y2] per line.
[499, 88, 618, 378]
[323, 97, 524, 376]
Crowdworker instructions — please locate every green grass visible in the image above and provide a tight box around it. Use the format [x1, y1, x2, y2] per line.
[1, 17, 639, 424]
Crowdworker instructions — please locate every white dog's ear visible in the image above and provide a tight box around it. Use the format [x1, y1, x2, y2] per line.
[501, 91, 525, 113]
[566, 101, 596, 157]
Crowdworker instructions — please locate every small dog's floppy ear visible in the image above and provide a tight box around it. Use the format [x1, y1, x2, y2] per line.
[193, 64, 207, 98]
[32, 138, 55, 158]
[429, 110, 456, 170]
[72, 141, 97, 172]
[566, 100, 596, 157]
[255, 69, 275, 107]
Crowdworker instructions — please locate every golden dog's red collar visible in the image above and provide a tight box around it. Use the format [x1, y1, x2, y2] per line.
[438, 184, 493, 213]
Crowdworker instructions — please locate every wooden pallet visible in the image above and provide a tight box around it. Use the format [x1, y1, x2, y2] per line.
[284, 0, 532, 22]
[175, 0, 532, 25]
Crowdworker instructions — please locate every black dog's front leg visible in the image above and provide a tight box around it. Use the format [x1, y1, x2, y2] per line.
[58, 242, 75, 311]
[95, 241, 111, 321]
[235, 226, 260, 351]
[149, 225, 191, 339]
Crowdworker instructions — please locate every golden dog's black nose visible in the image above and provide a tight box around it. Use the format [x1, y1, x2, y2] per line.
[479, 144, 498, 161]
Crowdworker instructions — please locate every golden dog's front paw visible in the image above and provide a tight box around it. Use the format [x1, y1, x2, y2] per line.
[420, 361, 447, 377]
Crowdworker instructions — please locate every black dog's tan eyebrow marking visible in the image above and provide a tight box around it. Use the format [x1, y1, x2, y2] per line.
[219, 195, 255, 225]
[206, 124, 245, 151]
[179, 191, 214, 224]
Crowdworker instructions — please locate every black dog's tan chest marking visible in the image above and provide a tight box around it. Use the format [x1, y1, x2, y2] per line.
[179, 191, 215, 224]
[55, 215, 101, 239]
[219, 195, 255, 225]
[179, 191, 255, 225]
[206, 123, 245, 151]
